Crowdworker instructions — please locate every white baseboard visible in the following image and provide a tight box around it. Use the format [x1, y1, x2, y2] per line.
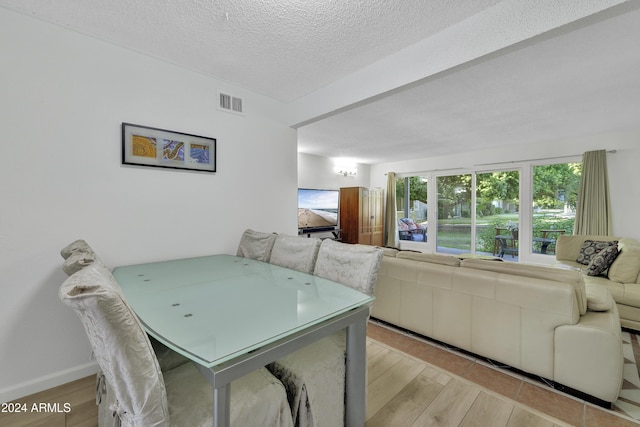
[0, 361, 99, 403]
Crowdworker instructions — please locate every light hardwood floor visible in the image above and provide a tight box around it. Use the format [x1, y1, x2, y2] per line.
[368, 321, 640, 427]
[3, 322, 639, 427]
[2, 349, 566, 427]
[0, 375, 97, 427]
[366, 338, 570, 427]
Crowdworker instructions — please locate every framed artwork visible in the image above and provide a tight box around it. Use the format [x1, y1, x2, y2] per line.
[121, 123, 216, 172]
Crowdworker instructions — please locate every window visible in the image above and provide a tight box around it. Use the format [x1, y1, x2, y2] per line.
[396, 176, 428, 242]
[436, 174, 471, 253]
[396, 159, 580, 263]
[475, 170, 520, 258]
[531, 162, 581, 255]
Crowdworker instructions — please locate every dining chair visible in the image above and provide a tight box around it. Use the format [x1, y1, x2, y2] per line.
[60, 241, 193, 401]
[313, 239, 383, 297]
[60, 239, 95, 259]
[269, 234, 322, 274]
[60, 239, 104, 276]
[62, 250, 101, 275]
[268, 239, 383, 427]
[236, 229, 278, 262]
[60, 263, 294, 427]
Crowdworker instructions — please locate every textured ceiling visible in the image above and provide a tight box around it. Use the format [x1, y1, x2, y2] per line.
[0, 0, 501, 102]
[299, 3, 640, 163]
[2, 0, 640, 164]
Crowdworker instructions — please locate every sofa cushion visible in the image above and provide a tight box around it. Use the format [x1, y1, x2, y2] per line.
[554, 260, 584, 271]
[585, 283, 614, 311]
[576, 240, 618, 265]
[556, 235, 619, 262]
[382, 247, 400, 257]
[608, 241, 640, 284]
[585, 245, 620, 277]
[612, 282, 640, 308]
[461, 259, 587, 315]
[396, 251, 460, 267]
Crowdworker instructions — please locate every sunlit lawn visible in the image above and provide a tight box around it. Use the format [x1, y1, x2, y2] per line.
[435, 211, 573, 252]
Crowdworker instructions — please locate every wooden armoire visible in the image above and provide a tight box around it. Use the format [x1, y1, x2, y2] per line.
[339, 187, 384, 246]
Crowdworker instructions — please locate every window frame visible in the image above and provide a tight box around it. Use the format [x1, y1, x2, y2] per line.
[395, 155, 581, 264]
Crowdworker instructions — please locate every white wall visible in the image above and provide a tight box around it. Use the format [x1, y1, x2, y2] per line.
[298, 153, 371, 190]
[370, 129, 640, 241]
[0, 8, 297, 401]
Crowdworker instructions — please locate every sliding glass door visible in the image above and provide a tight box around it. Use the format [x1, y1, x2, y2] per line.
[396, 176, 428, 242]
[531, 163, 581, 255]
[475, 171, 520, 259]
[436, 174, 471, 254]
[435, 171, 520, 260]
[398, 160, 578, 262]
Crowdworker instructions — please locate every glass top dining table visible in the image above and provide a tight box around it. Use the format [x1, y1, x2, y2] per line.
[112, 254, 372, 427]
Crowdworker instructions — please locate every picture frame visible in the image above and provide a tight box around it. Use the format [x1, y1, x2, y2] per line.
[121, 122, 216, 173]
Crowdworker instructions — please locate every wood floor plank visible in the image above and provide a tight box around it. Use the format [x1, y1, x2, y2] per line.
[419, 364, 452, 388]
[367, 369, 447, 427]
[411, 378, 481, 426]
[459, 391, 513, 427]
[0, 376, 97, 427]
[367, 339, 384, 358]
[367, 355, 427, 419]
[0, 411, 65, 427]
[506, 406, 556, 427]
[368, 331, 576, 427]
[27, 413, 66, 427]
[66, 399, 98, 426]
[368, 344, 405, 384]
[3, 334, 581, 427]
[72, 417, 98, 427]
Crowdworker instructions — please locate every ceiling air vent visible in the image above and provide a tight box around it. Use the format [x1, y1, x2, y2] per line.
[218, 91, 244, 115]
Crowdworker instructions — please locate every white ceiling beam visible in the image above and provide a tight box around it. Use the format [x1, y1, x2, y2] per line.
[286, 0, 630, 128]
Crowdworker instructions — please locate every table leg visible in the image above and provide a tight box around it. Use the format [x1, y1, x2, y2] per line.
[345, 318, 367, 427]
[212, 384, 230, 427]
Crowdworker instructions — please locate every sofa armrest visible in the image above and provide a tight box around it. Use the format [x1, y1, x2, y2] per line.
[554, 307, 623, 403]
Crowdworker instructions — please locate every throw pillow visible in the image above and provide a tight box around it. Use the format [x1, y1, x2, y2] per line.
[576, 240, 618, 265]
[586, 245, 620, 276]
[608, 242, 640, 284]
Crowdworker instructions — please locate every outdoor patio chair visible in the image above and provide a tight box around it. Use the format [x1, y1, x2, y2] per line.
[398, 218, 427, 241]
[497, 229, 519, 258]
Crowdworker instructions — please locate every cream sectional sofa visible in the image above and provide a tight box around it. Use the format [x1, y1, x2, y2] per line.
[555, 235, 640, 331]
[371, 249, 623, 404]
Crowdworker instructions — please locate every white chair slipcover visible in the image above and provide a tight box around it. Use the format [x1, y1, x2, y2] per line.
[268, 240, 383, 427]
[313, 239, 383, 297]
[60, 263, 293, 427]
[269, 234, 322, 274]
[236, 229, 278, 262]
[60, 239, 95, 259]
[62, 250, 101, 276]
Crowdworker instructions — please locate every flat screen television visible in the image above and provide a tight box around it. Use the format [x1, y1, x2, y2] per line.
[297, 188, 339, 231]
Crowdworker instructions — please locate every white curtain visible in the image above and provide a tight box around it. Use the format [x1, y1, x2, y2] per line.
[574, 150, 612, 236]
[384, 172, 398, 248]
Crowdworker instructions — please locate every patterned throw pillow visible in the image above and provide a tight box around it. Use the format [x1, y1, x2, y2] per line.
[576, 240, 618, 265]
[586, 245, 620, 276]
